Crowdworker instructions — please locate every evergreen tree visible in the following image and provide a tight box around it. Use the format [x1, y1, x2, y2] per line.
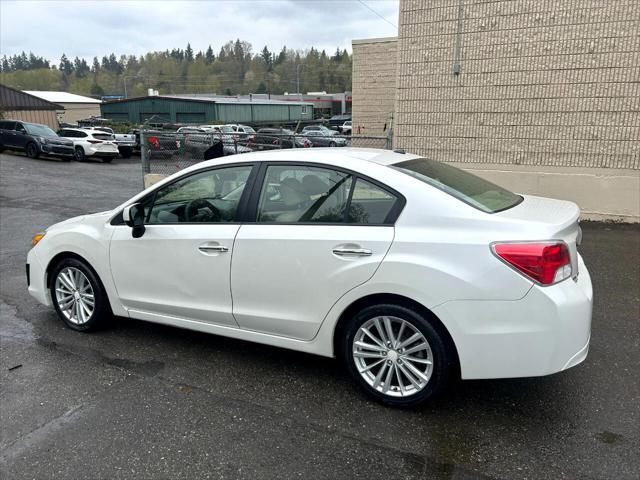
[205, 45, 214, 64]
[185, 43, 194, 62]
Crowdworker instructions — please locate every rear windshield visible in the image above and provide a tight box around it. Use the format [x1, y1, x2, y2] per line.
[393, 158, 523, 213]
[92, 133, 113, 141]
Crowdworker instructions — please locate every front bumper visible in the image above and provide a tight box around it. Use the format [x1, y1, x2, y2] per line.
[41, 144, 74, 156]
[26, 247, 51, 307]
[433, 254, 593, 380]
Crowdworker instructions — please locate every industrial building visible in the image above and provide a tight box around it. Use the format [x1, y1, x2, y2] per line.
[353, 1, 639, 222]
[24, 91, 101, 123]
[100, 95, 314, 125]
[0, 84, 62, 129]
[169, 92, 351, 118]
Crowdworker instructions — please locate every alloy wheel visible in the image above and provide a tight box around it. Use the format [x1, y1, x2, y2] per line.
[352, 316, 434, 397]
[54, 267, 95, 324]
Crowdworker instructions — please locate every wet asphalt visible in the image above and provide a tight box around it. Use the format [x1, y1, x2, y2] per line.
[0, 152, 638, 479]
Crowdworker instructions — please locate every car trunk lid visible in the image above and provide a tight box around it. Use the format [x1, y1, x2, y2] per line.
[495, 194, 582, 278]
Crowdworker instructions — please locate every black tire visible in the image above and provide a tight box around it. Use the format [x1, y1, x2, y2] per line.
[341, 303, 455, 408]
[119, 148, 132, 159]
[26, 142, 40, 158]
[329, 141, 337, 147]
[74, 146, 86, 162]
[49, 257, 112, 332]
[102, 157, 113, 163]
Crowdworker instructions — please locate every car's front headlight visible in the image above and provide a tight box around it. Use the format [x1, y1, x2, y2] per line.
[32, 232, 46, 246]
[39, 137, 48, 144]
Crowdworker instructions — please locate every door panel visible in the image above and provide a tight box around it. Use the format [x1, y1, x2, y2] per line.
[231, 225, 394, 340]
[110, 224, 240, 326]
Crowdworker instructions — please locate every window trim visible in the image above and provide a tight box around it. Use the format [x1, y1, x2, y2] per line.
[244, 161, 405, 226]
[110, 162, 259, 226]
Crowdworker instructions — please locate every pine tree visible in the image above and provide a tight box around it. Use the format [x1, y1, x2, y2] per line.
[185, 43, 194, 62]
[205, 45, 214, 64]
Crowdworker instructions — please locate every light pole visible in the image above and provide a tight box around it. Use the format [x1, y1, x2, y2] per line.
[296, 63, 302, 101]
[123, 74, 145, 98]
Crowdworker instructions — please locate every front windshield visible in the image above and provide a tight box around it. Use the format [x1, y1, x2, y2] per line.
[220, 126, 234, 133]
[393, 158, 523, 213]
[24, 124, 57, 137]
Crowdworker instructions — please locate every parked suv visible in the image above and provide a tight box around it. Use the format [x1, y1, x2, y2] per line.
[0, 120, 74, 160]
[58, 128, 119, 162]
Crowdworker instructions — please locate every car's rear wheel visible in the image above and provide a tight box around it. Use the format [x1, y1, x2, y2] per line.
[341, 303, 454, 407]
[329, 141, 337, 147]
[26, 142, 40, 158]
[50, 258, 111, 331]
[74, 146, 86, 162]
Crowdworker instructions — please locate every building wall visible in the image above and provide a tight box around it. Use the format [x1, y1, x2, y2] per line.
[101, 97, 314, 125]
[3, 110, 59, 129]
[351, 37, 398, 137]
[58, 103, 101, 123]
[393, 0, 640, 221]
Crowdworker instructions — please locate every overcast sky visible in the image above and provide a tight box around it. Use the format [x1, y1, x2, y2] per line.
[0, 0, 399, 61]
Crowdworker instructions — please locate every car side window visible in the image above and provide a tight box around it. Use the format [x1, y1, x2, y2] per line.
[15, 124, 26, 133]
[143, 165, 253, 224]
[348, 179, 398, 224]
[257, 165, 353, 223]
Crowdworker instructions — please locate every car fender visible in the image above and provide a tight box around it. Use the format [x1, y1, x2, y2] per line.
[35, 215, 127, 317]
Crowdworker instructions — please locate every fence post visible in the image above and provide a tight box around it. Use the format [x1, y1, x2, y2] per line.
[140, 130, 149, 189]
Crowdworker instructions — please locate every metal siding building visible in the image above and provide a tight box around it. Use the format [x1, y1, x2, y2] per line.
[0, 84, 63, 129]
[100, 95, 314, 125]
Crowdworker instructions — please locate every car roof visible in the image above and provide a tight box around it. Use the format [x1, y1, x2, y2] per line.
[198, 148, 420, 168]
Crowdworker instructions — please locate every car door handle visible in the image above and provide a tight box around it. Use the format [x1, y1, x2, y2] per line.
[198, 245, 229, 253]
[332, 248, 372, 257]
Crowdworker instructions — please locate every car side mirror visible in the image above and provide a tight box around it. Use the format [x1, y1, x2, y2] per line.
[122, 203, 146, 238]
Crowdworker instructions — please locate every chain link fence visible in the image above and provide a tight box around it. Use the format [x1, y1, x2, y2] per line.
[140, 128, 392, 187]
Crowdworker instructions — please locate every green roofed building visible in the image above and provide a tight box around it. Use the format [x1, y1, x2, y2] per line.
[100, 95, 314, 126]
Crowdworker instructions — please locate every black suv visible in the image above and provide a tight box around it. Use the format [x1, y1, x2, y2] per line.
[0, 120, 74, 159]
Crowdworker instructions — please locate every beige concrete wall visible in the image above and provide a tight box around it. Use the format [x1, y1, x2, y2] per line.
[3, 110, 59, 129]
[351, 37, 398, 137]
[392, 0, 640, 221]
[58, 103, 101, 123]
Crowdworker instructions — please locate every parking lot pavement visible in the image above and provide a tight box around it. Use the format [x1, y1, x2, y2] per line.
[1, 151, 639, 479]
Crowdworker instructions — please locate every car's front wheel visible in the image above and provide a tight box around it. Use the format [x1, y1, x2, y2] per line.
[26, 142, 40, 158]
[341, 303, 455, 407]
[50, 258, 111, 331]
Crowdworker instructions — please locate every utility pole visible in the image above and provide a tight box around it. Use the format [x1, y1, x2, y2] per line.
[296, 63, 302, 101]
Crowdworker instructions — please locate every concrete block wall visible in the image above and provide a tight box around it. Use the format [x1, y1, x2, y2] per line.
[393, 0, 640, 221]
[351, 37, 398, 137]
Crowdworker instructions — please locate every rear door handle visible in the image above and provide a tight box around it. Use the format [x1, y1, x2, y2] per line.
[198, 245, 229, 253]
[333, 248, 372, 257]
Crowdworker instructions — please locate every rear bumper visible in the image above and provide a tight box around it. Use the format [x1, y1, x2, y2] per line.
[434, 254, 593, 380]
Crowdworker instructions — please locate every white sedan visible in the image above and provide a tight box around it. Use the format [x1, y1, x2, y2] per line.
[26, 148, 592, 407]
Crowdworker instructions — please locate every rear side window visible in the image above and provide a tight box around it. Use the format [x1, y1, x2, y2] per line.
[348, 179, 398, 224]
[92, 133, 112, 140]
[393, 158, 523, 213]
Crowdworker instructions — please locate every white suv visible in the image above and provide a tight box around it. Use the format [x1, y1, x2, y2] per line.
[58, 128, 119, 163]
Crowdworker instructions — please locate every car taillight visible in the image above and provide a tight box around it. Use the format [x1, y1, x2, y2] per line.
[492, 242, 572, 286]
[87, 139, 103, 144]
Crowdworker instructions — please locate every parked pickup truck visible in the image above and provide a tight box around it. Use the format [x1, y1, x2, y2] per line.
[90, 127, 136, 158]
